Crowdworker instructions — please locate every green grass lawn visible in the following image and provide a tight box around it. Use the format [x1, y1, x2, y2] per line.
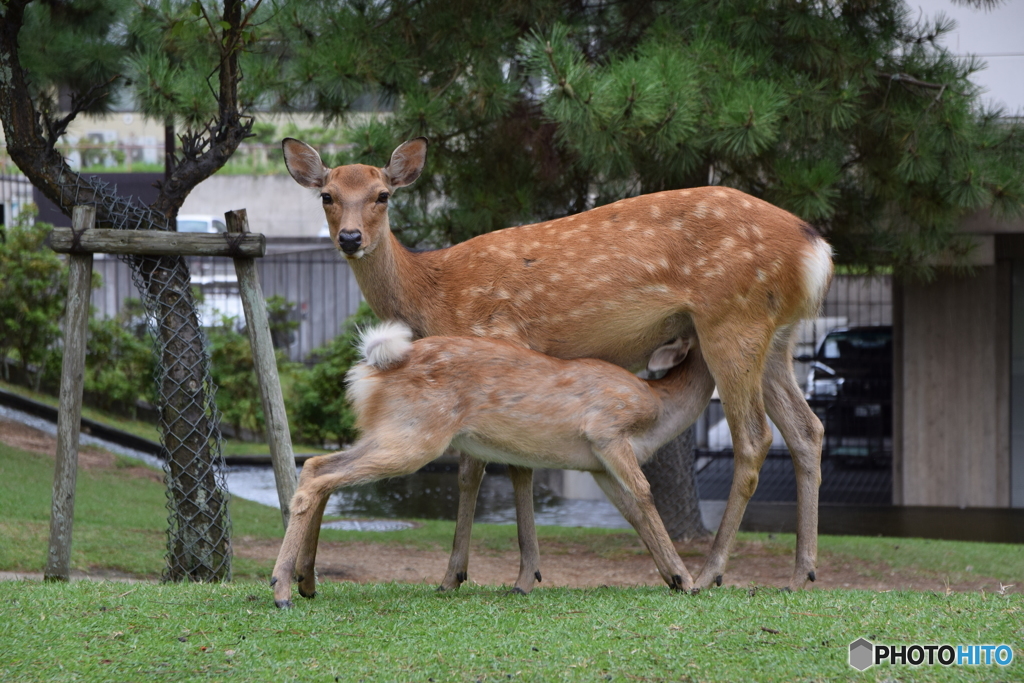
[2, 435, 1024, 681]
[2, 580, 1021, 682]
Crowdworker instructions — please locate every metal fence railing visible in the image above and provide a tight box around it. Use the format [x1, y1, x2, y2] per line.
[92, 245, 362, 362]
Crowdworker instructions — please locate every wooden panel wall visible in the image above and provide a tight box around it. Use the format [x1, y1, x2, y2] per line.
[898, 264, 1011, 507]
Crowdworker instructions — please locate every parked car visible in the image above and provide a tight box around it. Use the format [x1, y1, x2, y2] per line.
[799, 326, 893, 467]
[177, 214, 227, 233]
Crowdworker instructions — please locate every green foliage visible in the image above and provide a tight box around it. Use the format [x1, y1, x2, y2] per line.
[0, 212, 67, 389]
[289, 301, 379, 448]
[83, 299, 156, 417]
[263, 0, 1024, 275]
[18, 0, 133, 117]
[205, 296, 302, 437]
[206, 314, 264, 437]
[265, 295, 299, 350]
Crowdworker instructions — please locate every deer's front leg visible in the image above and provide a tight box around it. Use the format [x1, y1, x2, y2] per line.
[272, 487, 324, 608]
[508, 465, 541, 594]
[295, 495, 330, 599]
[438, 452, 485, 591]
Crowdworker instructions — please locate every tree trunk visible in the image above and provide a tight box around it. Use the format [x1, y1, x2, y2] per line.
[135, 255, 231, 582]
[640, 427, 710, 541]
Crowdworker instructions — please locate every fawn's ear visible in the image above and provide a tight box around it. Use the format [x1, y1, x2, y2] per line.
[282, 138, 329, 189]
[646, 337, 691, 372]
[383, 137, 428, 189]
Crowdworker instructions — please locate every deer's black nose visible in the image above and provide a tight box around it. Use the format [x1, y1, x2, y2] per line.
[337, 231, 362, 254]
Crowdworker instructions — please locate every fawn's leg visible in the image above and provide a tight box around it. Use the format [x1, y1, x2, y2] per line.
[272, 441, 437, 608]
[508, 466, 541, 594]
[591, 439, 692, 591]
[438, 452, 485, 591]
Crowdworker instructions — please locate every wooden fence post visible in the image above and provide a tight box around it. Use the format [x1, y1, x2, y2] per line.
[225, 209, 298, 529]
[44, 206, 95, 581]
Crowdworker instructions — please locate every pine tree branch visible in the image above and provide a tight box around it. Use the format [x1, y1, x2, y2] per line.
[543, 42, 577, 100]
[43, 74, 122, 151]
[879, 72, 946, 91]
[150, 0, 258, 217]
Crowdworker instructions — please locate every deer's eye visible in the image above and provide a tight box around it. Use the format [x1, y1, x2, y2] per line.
[376, 191, 390, 204]
[321, 193, 333, 205]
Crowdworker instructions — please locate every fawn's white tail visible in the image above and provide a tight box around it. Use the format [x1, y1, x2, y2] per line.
[359, 321, 414, 369]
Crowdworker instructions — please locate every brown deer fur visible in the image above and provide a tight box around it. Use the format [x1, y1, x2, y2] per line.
[280, 136, 833, 602]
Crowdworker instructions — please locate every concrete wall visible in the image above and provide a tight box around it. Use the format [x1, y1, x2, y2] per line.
[895, 264, 1011, 507]
[179, 174, 323, 238]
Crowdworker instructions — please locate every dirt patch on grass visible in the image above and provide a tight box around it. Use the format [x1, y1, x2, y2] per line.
[3, 418, 1018, 593]
[232, 535, 1018, 595]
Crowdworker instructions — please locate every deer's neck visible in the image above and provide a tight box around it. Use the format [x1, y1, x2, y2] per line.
[350, 232, 444, 338]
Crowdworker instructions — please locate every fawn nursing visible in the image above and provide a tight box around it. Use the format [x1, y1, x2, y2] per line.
[280, 136, 833, 600]
[272, 324, 714, 607]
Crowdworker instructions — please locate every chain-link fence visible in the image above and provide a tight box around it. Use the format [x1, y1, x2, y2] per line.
[51, 170, 231, 582]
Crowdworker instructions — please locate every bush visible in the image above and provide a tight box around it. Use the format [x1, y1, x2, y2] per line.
[289, 301, 378, 448]
[206, 314, 265, 437]
[84, 299, 156, 417]
[0, 210, 68, 390]
[206, 296, 302, 438]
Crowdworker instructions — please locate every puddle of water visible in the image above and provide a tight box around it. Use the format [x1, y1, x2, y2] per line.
[323, 469, 632, 529]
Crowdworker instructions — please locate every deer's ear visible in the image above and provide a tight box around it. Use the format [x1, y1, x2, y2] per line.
[646, 337, 692, 373]
[383, 137, 427, 188]
[282, 138, 329, 189]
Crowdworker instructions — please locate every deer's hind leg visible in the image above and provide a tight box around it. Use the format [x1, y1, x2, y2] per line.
[271, 439, 441, 608]
[508, 465, 541, 594]
[591, 439, 692, 591]
[438, 453, 485, 592]
[692, 319, 775, 591]
[762, 327, 824, 591]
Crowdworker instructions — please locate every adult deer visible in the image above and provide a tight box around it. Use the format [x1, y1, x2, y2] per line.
[282, 136, 832, 597]
[272, 325, 709, 607]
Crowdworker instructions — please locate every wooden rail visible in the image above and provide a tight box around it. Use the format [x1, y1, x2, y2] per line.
[225, 209, 298, 528]
[46, 227, 265, 257]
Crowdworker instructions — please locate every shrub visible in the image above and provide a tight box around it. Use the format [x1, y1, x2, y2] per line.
[206, 314, 264, 437]
[206, 297, 302, 438]
[289, 301, 378, 448]
[84, 299, 157, 417]
[0, 210, 68, 390]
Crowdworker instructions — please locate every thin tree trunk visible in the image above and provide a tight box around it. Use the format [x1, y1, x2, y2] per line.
[136, 255, 230, 581]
